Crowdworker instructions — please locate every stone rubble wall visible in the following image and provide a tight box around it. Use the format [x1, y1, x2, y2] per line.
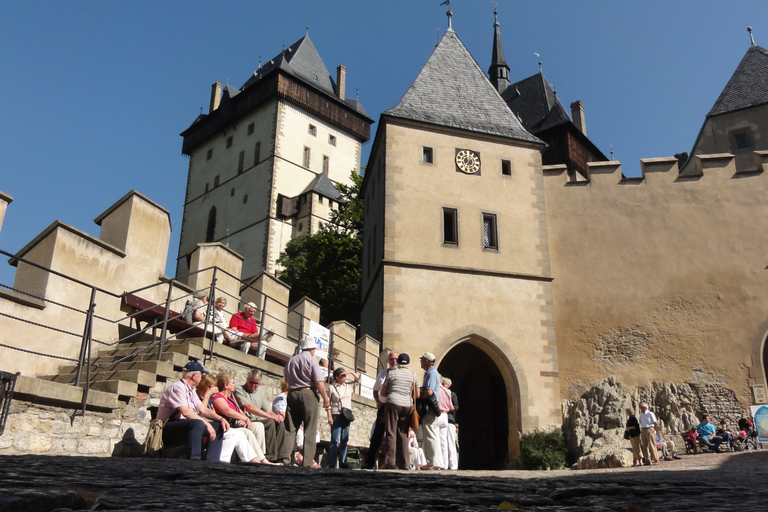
[0, 354, 377, 457]
[562, 376, 747, 469]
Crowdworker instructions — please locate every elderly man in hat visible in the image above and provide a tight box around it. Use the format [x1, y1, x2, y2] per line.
[419, 352, 443, 470]
[228, 302, 260, 354]
[156, 361, 228, 460]
[278, 335, 331, 467]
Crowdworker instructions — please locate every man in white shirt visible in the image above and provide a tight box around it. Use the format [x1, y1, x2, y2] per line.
[363, 351, 398, 469]
[638, 402, 660, 465]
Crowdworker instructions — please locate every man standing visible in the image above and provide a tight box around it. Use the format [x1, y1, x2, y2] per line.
[228, 302, 260, 353]
[280, 335, 330, 467]
[235, 369, 286, 462]
[697, 415, 724, 453]
[156, 361, 227, 461]
[363, 351, 398, 469]
[419, 352, 443, 470]
[638, 402, 660, 465]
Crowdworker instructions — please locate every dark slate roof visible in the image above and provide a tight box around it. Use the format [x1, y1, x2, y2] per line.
[384, 30, 540, 144]
[490, 16, 508, 69]
[503, 72, 571, 133]
[301, 173, 342, 201]
[344, 98, 369, 118]
[708, 45, 768, 117]
[241, 35, 337, 98]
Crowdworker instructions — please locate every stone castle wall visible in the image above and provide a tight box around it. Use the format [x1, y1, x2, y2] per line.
[1, 354, 377, 458]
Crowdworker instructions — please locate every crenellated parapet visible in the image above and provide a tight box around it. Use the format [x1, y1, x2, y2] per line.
[546, 150, 766, 188]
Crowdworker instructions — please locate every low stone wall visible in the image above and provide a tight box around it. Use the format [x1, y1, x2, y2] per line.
[562, 376, 748, 469]
[0, 354, 377, 457]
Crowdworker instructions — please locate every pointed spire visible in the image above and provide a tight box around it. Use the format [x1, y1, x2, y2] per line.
[748, 26, 756, 47]
[488, 7, 510, 94]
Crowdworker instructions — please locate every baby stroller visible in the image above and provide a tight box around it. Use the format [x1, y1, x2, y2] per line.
[734, 417, 760, 451]
[681, 427, 698, 454]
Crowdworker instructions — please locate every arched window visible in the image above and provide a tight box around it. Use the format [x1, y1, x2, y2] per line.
[206, 206, 217, 243]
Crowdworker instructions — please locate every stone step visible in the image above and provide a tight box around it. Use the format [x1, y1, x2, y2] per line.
[115, 337, 204, 350]
[44, 369, 157, 388]
[166, 342, 204, 361]
[57, 360, 175, 380]
[13, 375, 122, 410]
[89, 379, 139, 397]
[93, 350, 189, 369]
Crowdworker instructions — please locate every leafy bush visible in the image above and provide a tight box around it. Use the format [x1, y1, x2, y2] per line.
[519, 430, 567, 470]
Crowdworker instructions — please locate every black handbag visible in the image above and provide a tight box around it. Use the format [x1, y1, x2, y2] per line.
[342, 407, 355, 422]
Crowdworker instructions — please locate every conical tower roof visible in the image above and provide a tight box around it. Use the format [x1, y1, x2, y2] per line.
[708, 45, 768, 117]
[385, 30, 540, 144]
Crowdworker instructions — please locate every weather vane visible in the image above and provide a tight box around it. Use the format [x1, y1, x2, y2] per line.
[440, 0, 452, 29]
[534, 52, 542, 72]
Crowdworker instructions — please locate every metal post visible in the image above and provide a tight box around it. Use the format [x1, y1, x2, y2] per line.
[257, 290, 267, 360]
[80, 300, 95, 417]
[328, 332, 335, 383]
[75, 288, 97, 387]
[157, 280, 175, 361]
[203, 269, 218, 365]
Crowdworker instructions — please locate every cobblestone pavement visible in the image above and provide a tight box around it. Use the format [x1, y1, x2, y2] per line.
[1, 451, 766, 511]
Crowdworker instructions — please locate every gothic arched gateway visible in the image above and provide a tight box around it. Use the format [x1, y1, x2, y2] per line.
[438, 339, 521, 469]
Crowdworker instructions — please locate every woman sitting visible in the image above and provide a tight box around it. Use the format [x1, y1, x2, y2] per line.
[211, 372, 275, 464]
[195, 374, 259, 463]
[326, 367, 360, 468]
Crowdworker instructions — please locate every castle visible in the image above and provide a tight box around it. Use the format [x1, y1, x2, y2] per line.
[0, 12, 766, 468]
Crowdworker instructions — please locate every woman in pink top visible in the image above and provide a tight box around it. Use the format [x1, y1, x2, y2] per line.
[211, 372, 275, 464]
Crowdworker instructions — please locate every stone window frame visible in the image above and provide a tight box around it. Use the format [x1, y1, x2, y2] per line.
[482, 212, 498, 250]
[303, 146, 311, 168]
[443, 207, 459, 246]
[423, 147, 434, 164]
[501, 159, 512, 176]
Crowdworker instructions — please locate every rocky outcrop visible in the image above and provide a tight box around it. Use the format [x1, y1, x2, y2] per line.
[563, 377, 746, 469]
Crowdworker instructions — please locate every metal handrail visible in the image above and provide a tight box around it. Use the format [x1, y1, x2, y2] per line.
[0, 248, 380, 416]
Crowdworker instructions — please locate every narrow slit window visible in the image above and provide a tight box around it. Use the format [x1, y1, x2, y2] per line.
[303, 147, 311, 168]
[226, 136, 233, 148]
[322, 155, 329, 174]
[254, 141, 261, 165]
[443, 208, 458, 245]
[483, 213, 498, 250]
[238, 151, 245, 174]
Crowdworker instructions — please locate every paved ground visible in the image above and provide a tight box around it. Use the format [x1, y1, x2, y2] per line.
[1, 450, 766, 511]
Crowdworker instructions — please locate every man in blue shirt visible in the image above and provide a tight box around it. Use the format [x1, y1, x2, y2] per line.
[419, 352, 443, 470]
[696, 415, 723, 453]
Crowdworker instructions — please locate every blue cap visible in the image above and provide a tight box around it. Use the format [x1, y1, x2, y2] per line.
[182, 361, 208, 374]
[397, 353, 410, 365]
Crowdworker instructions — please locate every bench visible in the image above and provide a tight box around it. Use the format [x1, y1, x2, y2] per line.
[123, 293, 212, 341]
[123, 293, 291, 366]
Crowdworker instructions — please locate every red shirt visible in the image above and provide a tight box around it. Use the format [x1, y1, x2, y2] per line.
[229, 312, 259, 336]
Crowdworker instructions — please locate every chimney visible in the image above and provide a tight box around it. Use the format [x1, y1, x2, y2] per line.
[336, 64, 346, 100]
[209, 81, 222, 114]
[570, 100, 586, 136]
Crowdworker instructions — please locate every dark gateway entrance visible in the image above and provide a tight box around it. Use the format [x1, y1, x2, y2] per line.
[439, 342, 510, 469]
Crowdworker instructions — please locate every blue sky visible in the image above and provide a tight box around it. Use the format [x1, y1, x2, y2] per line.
[1, 1, 766, 285]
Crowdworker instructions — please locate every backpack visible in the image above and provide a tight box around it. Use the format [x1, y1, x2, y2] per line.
[143, 419, 165, 457]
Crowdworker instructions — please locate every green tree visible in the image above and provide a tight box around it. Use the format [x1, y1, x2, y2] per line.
[276, 171, 363, 326]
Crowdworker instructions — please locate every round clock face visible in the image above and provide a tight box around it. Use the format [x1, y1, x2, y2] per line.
[456, 149, 481, 174]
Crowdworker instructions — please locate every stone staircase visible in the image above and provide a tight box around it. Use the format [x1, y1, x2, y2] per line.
[39, 337, 205, 404]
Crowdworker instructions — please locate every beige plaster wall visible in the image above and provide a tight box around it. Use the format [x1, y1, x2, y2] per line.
[378, 121, 548, 277]
[2, 192, 172, 377]
[544, 156, 768, 408]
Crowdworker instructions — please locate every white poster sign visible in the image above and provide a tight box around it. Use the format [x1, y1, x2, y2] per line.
[750, 405, 768, 444]
[308, 320, 330, 360]
[359, 373, 376, 400]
